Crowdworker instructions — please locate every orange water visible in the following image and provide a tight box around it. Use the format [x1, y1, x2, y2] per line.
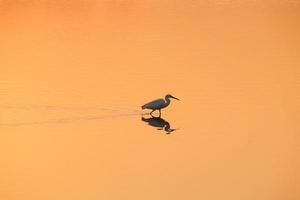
[1, 1, 299, 200]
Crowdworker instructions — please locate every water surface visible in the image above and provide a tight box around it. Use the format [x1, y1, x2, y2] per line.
[1, 1, 300, 200]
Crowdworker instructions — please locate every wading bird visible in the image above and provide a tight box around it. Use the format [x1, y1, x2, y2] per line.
[141, 94, 180, 116]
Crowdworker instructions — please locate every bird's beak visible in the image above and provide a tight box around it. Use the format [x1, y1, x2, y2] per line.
[171, 96, 180, 101]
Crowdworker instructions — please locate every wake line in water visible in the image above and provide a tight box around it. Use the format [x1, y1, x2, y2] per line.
[0, 104, 143, 127]
[0, 112, 142, 127]
[0, 105, 141, 113]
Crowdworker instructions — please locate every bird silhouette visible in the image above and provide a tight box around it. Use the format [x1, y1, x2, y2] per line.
[141, 94, 179, 117]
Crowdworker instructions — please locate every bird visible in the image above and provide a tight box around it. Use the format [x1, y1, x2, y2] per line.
[141, 94, 180, 116]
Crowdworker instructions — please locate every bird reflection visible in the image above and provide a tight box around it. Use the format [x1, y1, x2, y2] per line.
[141, 116, 177, 134]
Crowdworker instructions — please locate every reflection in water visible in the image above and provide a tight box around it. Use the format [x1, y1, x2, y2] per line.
[141, 116, 177, 134]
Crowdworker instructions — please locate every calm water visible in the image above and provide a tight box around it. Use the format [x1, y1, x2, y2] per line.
[1, 1, 300, 200]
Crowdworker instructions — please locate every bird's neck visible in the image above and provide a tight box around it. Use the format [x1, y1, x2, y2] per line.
[165, 97, 171, 105]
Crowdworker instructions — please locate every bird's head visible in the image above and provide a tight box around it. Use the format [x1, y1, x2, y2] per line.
[165, 94, 180, 101]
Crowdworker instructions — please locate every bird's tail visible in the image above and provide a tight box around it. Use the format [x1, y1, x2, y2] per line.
[141, 105, 146, 109]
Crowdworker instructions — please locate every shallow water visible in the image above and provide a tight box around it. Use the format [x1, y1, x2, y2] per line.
[1, 1, 300, 200]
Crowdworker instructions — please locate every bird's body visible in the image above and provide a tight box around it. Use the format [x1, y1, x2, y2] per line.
[141, 94, 179, 116]
[142, 98, 169, 110]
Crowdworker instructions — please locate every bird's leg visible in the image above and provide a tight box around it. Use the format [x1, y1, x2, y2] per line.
[158, 109, 161, 117]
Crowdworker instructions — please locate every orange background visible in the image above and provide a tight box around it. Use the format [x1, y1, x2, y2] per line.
[1, 1, 299, 200]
